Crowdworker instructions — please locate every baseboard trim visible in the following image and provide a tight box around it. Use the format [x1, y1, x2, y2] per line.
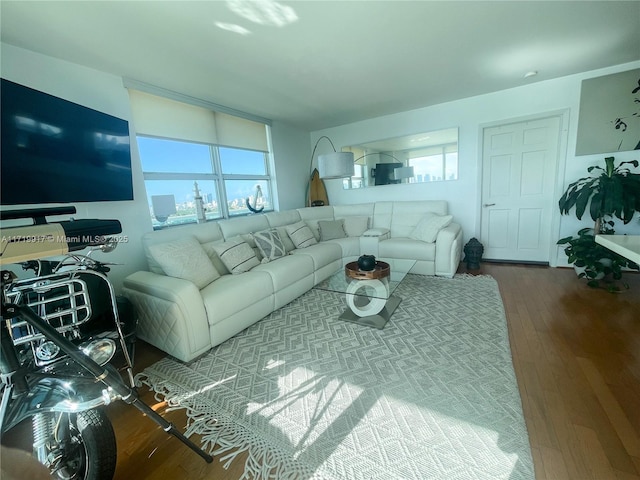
[481, 259, 550, 267]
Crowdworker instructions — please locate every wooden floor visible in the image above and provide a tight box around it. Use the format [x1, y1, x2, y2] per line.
[3, 263, 640, 479]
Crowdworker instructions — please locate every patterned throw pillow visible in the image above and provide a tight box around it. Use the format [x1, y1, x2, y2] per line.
[409, 213, 453, 243]
[148, 236, 220, 288]
[273, 226, 296, 253]
[285, 221, 318, 249]
[318, 219, 347, 241]
[253, 229, 286, 263]
[211, 238, 260, 274]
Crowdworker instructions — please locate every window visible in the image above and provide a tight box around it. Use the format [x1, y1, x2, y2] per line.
[138, 137, 272, 228]
[127, 87, 272, 229]
[408, 144, 458, 182]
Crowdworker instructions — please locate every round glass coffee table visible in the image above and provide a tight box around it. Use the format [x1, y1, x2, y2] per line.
[314, 258, 416, 329]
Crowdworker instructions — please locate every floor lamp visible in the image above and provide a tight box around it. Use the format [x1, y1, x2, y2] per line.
[308, 136, 354, 206]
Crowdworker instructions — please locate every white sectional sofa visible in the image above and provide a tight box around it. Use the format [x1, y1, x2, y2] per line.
[122, 201, 462, 362]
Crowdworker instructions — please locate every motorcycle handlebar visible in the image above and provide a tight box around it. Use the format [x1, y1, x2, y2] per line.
[20, 255, 113, 276]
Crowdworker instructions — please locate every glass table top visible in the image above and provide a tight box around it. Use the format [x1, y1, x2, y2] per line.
[314, 258, 417, 299]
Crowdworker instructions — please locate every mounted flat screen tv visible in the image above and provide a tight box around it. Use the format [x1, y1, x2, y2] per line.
[373, 162, 402, 186]
[1, 78, 133, 205]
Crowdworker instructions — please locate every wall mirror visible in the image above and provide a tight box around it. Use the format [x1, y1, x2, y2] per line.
[341, 128, 458, 189]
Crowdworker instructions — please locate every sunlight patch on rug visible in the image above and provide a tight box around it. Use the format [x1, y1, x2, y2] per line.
[136, 274, 534, 479]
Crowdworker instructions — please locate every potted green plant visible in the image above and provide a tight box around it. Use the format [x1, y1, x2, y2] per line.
[557, 225, 639, 290]
[557, 156, 640, 290]
[558, 156, 640, 233]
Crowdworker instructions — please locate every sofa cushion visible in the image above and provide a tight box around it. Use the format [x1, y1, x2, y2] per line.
[324, 237, 360, 259]
[291, 241, 342, 269]
[211, 238, 261, 274]
[286, 221, 318, 248]
[297, 205, 335, 240]
[217, 215, 270, 239]
[147, 235, 220, 289]
[341, 216, 369, 237]
[379, 237, 437, 261]
[253, 229, 286, 263]
[409, 213, 453, 243]
[318, 219, 347, 241]
[252, 253, 314, 290]
[200, 271, 273, 326]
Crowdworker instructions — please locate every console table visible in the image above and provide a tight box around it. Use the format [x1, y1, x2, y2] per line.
[595, 235, 640, 264]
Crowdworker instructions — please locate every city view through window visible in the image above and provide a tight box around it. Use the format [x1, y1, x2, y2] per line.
[137, 136, 271, 228]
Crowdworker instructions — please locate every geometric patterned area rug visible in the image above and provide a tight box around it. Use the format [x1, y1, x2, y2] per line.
[136, 274, 534, 480]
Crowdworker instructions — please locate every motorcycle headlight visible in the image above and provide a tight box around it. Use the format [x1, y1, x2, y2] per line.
[81, 338, 116, 366]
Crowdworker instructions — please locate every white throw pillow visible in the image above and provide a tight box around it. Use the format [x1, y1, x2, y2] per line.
[211, 238, 260, 274]
[341, 216, 369, 237]
[148, 236, 220, 288]
[252, 229, 286, 263]
[285, 221, 318, 248]
[409, 213, 453, 243]
[227, 234, 263, 262]
[201, 241, 231, 275]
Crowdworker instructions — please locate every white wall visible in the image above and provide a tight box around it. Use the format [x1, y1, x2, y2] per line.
[311, 61, 640, 266]
[270, 120, 312, 210]
[0, 43, 312, 289]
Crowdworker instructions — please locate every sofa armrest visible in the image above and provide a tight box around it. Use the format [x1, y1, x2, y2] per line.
[434, 223, 463, 278]
[362, 228, 390, 239]
[360, 228, 391, 256]
[122, 271, 211, 362]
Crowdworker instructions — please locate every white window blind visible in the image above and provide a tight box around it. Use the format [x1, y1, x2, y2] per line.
[129, 90, 218, 145]
[128, 89, 269, 152]
[215, 111, 269, 152]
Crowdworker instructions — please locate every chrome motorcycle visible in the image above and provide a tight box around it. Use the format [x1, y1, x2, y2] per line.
[0, 206, 212, 480]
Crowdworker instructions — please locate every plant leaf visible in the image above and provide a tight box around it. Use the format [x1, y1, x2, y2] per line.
[574, 179, 598, 219]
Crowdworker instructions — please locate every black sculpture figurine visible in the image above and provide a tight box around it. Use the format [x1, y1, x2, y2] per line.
[463, 238, 484, 270]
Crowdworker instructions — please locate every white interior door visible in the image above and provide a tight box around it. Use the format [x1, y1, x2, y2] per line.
[480, 116, 561, 263]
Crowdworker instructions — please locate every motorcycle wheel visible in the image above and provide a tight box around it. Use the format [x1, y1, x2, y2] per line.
[52, 409, 117, 480]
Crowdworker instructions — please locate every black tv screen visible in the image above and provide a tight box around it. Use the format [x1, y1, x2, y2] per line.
[374, 162, 403, 185]
[1, 79, 133, 205]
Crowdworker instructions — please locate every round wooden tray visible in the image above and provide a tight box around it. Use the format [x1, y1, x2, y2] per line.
[345, 261, 390, 280]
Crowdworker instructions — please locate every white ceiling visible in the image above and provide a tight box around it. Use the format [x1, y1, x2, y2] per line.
[2, 1, 639, 131]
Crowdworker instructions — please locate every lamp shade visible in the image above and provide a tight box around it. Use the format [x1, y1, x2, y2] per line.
[318, 152, 355, 179]
[393, 166, 415, 180]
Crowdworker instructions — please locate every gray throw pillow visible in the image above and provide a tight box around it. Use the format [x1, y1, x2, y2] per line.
[341, 216, 369, 237]
[318, 219, 347, 241]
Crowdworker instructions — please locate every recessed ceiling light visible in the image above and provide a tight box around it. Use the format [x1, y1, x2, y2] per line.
[524, 71, 538, 78]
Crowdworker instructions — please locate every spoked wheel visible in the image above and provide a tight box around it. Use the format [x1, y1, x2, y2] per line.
[51, 409, 117, 480]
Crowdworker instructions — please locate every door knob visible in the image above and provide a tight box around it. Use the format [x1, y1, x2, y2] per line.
[483, 203, 496, 207]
